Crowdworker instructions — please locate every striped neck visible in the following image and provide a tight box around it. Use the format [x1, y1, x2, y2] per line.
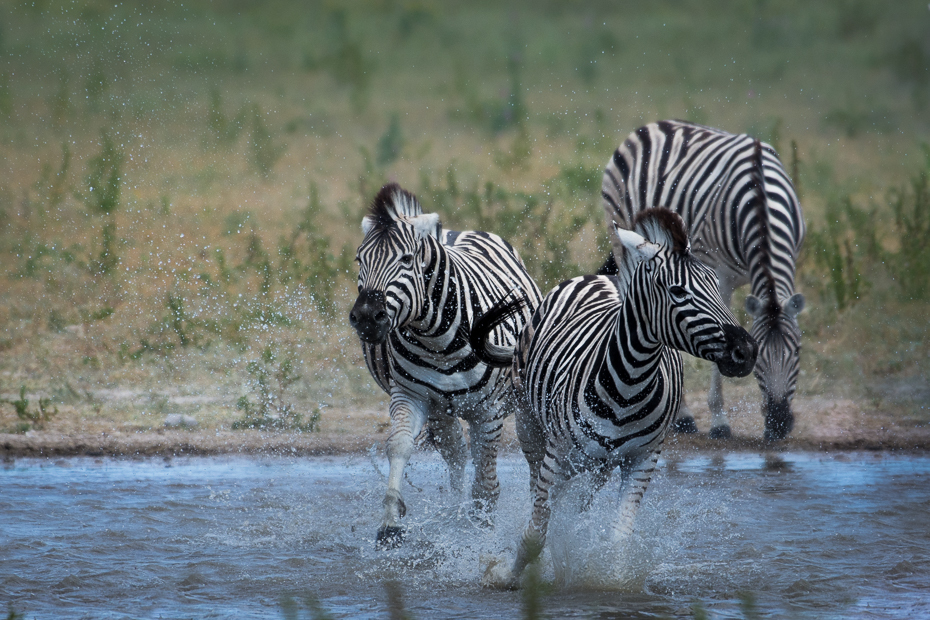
[605, 289, 664, 385]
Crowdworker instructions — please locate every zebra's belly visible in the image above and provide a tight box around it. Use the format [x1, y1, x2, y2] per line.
[391, 358, 507, 412]
[364, 339, 510, 412]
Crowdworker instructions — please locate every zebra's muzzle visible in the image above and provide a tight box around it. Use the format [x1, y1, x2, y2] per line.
[715, 323, 758, 378]
[349, 289, 391, 344]
[763, 395, 794, 441]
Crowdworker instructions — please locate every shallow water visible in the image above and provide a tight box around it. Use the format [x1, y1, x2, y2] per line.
[2, 450, 929, 619]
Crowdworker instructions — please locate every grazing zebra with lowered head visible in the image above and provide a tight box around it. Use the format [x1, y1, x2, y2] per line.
[349, 183, 542, 549]
[471, 208, 757, 588]
[600, 120, 806, 441]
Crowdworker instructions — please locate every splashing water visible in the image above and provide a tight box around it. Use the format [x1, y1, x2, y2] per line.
[2, 451, 929, 619]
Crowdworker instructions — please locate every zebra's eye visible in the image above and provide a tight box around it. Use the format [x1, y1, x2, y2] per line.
[669, 285, 688, 301]
[399, 254, 414, 268]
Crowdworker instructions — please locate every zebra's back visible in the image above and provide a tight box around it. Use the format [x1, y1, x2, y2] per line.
[603, 119, 805, 299]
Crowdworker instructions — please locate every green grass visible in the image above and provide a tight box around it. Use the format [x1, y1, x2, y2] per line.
[0, 0, 928, 433]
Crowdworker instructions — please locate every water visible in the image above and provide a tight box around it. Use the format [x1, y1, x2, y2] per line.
[2, 451, 929, 619]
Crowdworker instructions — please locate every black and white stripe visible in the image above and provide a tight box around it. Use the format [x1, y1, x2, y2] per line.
[601, 120, 806, 440]
[349, 183, 542, 548]
[472, 209, 756, 588]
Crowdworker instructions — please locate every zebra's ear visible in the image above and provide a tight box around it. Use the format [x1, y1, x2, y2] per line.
[409, 213, 442, 240]
[361, 216, 376, 236]
[745, 294, 765, 318]
[784, 293, 805, 318]
[608, 222, 659, 300]
[613, 223, 660, 264]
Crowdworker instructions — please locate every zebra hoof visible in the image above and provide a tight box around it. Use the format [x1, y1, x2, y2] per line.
[709, 425, 732, 439]
[674, 416, 698, 434]
[376, 526, 406, 549]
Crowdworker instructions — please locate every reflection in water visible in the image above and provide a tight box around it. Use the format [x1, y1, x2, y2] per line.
[2, 452, 929, 619]
[763, 453, 792, 472]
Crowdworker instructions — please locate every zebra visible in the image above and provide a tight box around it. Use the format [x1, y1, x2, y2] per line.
[470, 208, 757, 588]
[348, 183, 542, 549]
[600, 120, 806, 441]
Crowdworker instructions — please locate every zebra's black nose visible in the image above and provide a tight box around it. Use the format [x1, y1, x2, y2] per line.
[716, 323, 757, 378]
[732, 345, 747, 365]
[762, 394, 794, 441]
[350, 289, 391, 344]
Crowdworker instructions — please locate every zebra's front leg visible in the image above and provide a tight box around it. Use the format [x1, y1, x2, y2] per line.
[483, 450, 560, 589]
[707, 364, 732, 439]
[708, 270, 737, 439]
[468, 411, 505, 520]
[378, 390, 428, 549]
[612, 448, 661, 543]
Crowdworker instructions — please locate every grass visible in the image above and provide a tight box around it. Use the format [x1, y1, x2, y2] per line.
[0, 0, 928, 435]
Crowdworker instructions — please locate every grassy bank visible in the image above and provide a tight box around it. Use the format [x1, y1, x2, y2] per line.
[1, 0, 928, 438]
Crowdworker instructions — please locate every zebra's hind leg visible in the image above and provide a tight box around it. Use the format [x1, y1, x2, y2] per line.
[427, 410, 468, 496]
[515, 399, 546, 493]
[483, 448, 561, 589]
[579, 464, 612, 513]
[612, 448, 661, 544]
[707, 365, 732, 439]
[378, 390, 428, 549]
[467, 413, 504, 523]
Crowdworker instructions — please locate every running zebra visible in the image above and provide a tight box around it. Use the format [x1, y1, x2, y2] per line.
[349, 183, 542, 549]
[471, 208, 756, 588]
[600, 120, 806, 440]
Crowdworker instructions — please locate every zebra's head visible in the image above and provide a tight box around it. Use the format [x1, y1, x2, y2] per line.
[744, 292, 804, 441]
[614, 208, 757, 378]
[349, 184, 440, 345]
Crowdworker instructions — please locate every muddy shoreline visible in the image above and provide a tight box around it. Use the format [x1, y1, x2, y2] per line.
[3, 426, 929, 460]
[3, 394, 929, 459]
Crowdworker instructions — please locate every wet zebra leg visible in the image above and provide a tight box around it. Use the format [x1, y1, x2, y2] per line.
[612, 448, 662, 543]
[378, 390, 427, 549]
[427, 410, 467, 496]
[580, 464, 611, 513]
[483, 449, 562, 589]
[708, 365, 732, 439]
[468, 412, 504, 520]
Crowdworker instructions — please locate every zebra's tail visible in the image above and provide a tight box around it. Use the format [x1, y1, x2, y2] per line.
[469, 294, 528, 368]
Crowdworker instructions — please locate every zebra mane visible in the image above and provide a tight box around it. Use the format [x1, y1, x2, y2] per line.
[632, 208, 689, 254]
[366, 183, 423, 233]
[749, 140, 780, 317]
[608, 207, 689, 303]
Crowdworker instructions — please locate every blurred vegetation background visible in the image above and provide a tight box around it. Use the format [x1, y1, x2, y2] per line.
[0, 0, 928, 435]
